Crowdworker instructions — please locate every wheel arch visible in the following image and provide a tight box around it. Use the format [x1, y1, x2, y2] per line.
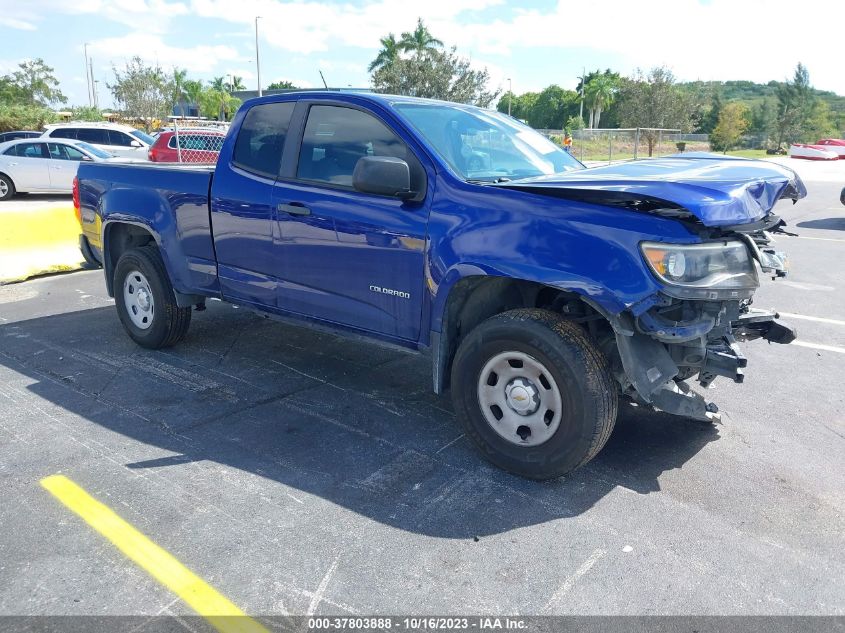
[431, 269, 623, 394]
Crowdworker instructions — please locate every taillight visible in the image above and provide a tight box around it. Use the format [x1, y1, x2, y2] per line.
[72, 176, 81, 225]
[148, 148, 156, 161]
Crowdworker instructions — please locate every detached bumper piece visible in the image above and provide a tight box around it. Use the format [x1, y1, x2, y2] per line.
[733, 308, 797, 344]
[698, 336, 746, 387]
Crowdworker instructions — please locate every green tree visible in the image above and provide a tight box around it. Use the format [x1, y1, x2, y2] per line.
[7, 58, 66, 106]
[71, 105, 104, 122]
[699, 91, 723, 134]
[210, 76, 227, 92]
[804, 100, 838, 141]
[109, 57, 170, 132]
[496, 91, 538, 122]
[399, 18, 443, 56]
[228, 76, 246, 92]
[368, 34, 401, 73]
[0, 103, 57, 132]
[749, 99, 776, 147]
[199, 89, 241, 121]
[267, 80, 298, 90]
[183, 80, 204, 115]
[584, 73, 618, 128]
[710, 101, 749, 152]
[616, 67, 699, 156]
[170, 68, 188, 117]
[528, 85, 579, 129]
[372, 46, 498, 107]
[775, 63, 814, 146]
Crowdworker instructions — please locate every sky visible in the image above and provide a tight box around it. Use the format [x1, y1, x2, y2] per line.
[1, 0, 844, 109]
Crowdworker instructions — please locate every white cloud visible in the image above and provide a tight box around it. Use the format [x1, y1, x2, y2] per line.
[0, 17, 37, 30]
[88, 33, 240, 74]
[1, 0, 188, 33]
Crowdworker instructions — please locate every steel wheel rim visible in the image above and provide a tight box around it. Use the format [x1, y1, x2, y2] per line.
[0, 179, 8, 196]
[477, 350, 563, 447]
[123, 269, 155, 330]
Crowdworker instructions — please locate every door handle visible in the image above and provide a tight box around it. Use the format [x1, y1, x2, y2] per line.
[278, 203, 311, 216]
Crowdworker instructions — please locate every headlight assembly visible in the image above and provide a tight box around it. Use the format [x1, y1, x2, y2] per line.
[640, 240, 759, 299]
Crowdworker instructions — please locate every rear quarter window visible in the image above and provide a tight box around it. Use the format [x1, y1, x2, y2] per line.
[232, 102, 295, 178]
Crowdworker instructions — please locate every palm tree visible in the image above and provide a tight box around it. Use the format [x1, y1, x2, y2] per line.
[183, 80, 204, 117]
[171, 68, 188, 117]
[368, 33, 401, 72]
[399, 18, 443, 56]
[210, 76, 227, 92]
[585, 74, 618, 128]
[228, 75, 246, 92]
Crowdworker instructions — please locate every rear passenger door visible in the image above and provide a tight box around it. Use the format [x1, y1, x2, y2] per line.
[271, 103, 430, 342]
[2, 142, 50, 191]
[211, 100, 296, 308]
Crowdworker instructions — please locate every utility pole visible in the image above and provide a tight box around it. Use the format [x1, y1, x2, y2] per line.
[89, 58, 96, 110]
[579, 66, 585, 122]
[83, 43, 92, 107]
[255, 16, 262, 97]
[94, 80, 100, 109]
[507, 78, 512, 117]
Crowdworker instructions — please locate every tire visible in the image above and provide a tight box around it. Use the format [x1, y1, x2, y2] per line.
[0, 173, 15, 201]
[451, 308, 618, 480]
[113, 245, 191, 349]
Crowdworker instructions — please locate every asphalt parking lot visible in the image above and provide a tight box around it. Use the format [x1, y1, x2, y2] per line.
[0, 159, 843, 624]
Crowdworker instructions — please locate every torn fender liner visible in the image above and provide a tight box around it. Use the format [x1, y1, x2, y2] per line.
[496, 154, 807, 227]
[615, 331, 678, 402]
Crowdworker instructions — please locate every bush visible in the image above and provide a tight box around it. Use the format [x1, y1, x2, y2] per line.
[0, 104, 57, 132]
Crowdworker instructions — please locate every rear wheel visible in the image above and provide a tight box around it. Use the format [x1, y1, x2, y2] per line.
[0, 174, 15, 200]
[114, 245, 191, 348]
[451, 308, 618, 479]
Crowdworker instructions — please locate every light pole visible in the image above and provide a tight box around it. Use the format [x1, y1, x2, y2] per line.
[255, 16, 262, 97]
[507, 78, 512, 117]
[83, 43, 92, 106]
[578, 66, 585, 123]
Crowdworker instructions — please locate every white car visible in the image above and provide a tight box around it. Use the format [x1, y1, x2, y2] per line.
[41, 123, 154, 159]
[0, 138, 114, 200]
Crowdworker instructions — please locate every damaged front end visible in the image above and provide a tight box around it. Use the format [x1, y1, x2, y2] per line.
[610, 216, 797, 421]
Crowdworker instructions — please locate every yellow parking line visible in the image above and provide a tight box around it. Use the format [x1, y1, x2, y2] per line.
[40, 475, 268, 633]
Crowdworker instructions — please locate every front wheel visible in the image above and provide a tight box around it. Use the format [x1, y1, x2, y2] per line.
[113, 245, 191, 349]
[451, 309, 618, 479]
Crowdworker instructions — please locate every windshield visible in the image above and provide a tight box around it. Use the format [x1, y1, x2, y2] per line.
[130, 130, 155, 145]
[76, 142, 112, 159]
[393, 103, 583, 181]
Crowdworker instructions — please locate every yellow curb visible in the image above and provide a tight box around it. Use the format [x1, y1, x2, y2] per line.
[0, 206, 84, 283]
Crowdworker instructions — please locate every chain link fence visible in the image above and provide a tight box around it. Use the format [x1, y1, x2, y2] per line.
[538, 128, 710, 164]
[165, 119, 230, 164]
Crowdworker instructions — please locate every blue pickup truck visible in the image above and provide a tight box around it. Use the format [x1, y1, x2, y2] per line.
[76, 91, 804, 479]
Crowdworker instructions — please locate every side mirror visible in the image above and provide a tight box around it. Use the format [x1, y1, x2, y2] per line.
[353, 156, 414, 199]
[130, 140, 142, 148]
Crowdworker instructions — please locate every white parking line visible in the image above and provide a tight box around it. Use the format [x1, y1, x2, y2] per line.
[792, 341, 845, 355]
[791, 236, 845, 243]
[780, 312, 845, 327]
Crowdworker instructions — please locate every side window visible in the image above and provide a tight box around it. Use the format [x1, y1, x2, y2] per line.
[49, 143, 84, 161]
[50, 128, 77, 140]
[296, 105, 418, 190]
[76, 129, 109, 144]
[232, 102, 295, 178]
[107, 130, 134, 147]
[12, 142, 47, 158]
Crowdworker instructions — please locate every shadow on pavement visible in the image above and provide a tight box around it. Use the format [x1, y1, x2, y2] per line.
[0, 302, 719, 539]
[797, 217, 845, 231]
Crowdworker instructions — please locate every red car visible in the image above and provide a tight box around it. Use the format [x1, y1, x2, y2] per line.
[148, 130, 226, 163]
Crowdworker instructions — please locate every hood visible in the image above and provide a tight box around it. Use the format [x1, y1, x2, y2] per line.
[495, 153, 807, 227]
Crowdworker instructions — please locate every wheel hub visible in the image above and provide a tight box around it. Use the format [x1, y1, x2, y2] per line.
[123, 269, 155, 330]
[504, 378, 540, 416]
[136, 288, 151, 311]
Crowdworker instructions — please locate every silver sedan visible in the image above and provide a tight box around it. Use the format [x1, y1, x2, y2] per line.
[0, 138, 114, 200]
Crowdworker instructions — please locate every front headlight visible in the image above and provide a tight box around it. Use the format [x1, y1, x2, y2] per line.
[640, 240, 759, 299]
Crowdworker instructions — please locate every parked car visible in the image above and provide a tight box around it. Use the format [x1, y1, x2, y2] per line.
[77, 92, 803, 480]
[0, 130, 42, 143]
[41, 123, 153, 159]
[0, 138, 114, 200]
[148, 129, 226, 163]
